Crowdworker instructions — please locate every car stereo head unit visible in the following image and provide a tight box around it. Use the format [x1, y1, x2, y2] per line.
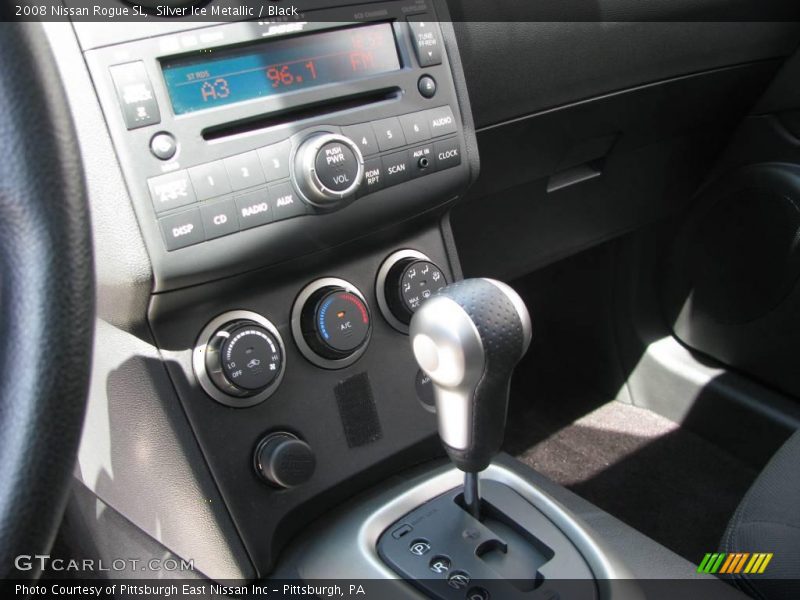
[80, 0, 477, 291]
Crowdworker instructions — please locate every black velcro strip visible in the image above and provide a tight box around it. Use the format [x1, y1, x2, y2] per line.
[334, 372, 382, 448]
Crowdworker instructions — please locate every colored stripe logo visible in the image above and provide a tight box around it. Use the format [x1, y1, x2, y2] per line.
[698, 553, 773, 574]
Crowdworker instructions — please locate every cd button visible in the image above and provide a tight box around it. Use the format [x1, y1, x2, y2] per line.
[270, 182, 306, 221]
[426, 106, 458, 138]
[159, 208, 204, 251]
[225, 151, 266, 191]
[199, 197, 239, 240]
[258, 140, 291, 182]
[399, 112, 431, 145]
[148, 170, 196, 214]
[314, 141, 359, 193]
[235, 188, 274, 230]
[381, 150, 412, 187]
[189, 161, 232, 200]
[342, 123, 379, 157]
[371, 117, 407, 152]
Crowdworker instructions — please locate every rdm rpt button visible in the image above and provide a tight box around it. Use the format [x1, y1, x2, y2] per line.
[315, 142, 359, 192]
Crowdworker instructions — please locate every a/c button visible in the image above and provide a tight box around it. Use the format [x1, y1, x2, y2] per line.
[200, 197, 239, 240]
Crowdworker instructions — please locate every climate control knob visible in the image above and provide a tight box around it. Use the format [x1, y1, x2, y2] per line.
[293, 133, 364, 207]
[377, 250, 448, 333]
[193, 311, 286, 408]
[292, 278, 372, 368]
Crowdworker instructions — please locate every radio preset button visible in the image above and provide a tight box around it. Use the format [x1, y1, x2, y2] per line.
[200, 197, 239, 240]
[109, 61, 160, 130]
[189, 161, 232, 201]
[426, 106, 458, 138]
[382, 151, 412, 187]
[434, 138, 462, 171]
[372, 117, 407, 152]
[270, 181, 306, 221]
[258, 140, 292, 181]
[148, 170, 197, 214]
[159, 207, 204, 251]
[225, 151, 266, 191]
[399, 112, 431, 145]
[408, 18, 443, 67]
[342, 123, 380, 157]
[235, 188, 274, 229]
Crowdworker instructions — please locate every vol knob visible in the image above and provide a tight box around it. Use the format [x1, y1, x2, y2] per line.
[293, 133, 364, 207]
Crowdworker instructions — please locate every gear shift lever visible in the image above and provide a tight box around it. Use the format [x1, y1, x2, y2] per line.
[410, 278, 532, 518]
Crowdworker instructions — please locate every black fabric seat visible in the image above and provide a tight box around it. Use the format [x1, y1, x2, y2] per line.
[721, 430, 800, 600]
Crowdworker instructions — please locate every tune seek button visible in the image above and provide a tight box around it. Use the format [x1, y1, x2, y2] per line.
[315, 141, 359, 192]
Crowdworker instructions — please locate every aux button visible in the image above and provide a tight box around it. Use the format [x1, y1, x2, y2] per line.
[293, 133, 364, 208]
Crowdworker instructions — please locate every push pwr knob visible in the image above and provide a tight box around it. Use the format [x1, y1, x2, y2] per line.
[293, 133, 364, 207]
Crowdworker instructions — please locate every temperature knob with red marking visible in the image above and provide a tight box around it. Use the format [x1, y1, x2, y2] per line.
[300, 285, 372, 360]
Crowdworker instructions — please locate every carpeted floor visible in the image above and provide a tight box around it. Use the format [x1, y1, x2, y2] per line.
[504, 399, 758, 563]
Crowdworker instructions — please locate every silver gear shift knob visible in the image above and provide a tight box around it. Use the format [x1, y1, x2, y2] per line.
[410, 278, 532, 473]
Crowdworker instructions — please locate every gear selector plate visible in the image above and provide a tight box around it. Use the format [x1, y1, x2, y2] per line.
[377, 480, 597, 599]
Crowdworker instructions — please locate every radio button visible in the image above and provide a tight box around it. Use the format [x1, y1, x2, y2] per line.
[360, 158, 385, 196]
[159, 208, 204, 251]
[409, 144, 436, 178]
[342, 123, 380, 157]
[399, 112, 431, 145]
[189, 161, 232, 201]
[148, 170, 197, 214]
[109, 61, 160, 130]
[258, 140, 291, 182]
[382, 151, 412, 187]
[200, 197, 239, 240]
[408, 18, 443, 67]
[270, 182, 306, 221]
[225, 151, 266, 191]
[426, 106, 458, 138]
[235, 188, 274, 230]
[372, 117, 407, 152]
[434, 138, 462, 170]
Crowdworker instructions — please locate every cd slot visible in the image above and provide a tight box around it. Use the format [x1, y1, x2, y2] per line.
[202, 88, 401, 141]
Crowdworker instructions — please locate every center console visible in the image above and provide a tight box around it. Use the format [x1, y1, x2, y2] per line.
[56, 1, 734, 595]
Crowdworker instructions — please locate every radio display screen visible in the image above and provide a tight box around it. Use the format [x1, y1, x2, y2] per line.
[160, 23, 400, 115]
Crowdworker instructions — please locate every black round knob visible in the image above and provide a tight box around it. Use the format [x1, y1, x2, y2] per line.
[254, 433, 316, 488]
[205, 320, 284, 398]
[300, 286, 371, 360]
[385, 258, 447, 324]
